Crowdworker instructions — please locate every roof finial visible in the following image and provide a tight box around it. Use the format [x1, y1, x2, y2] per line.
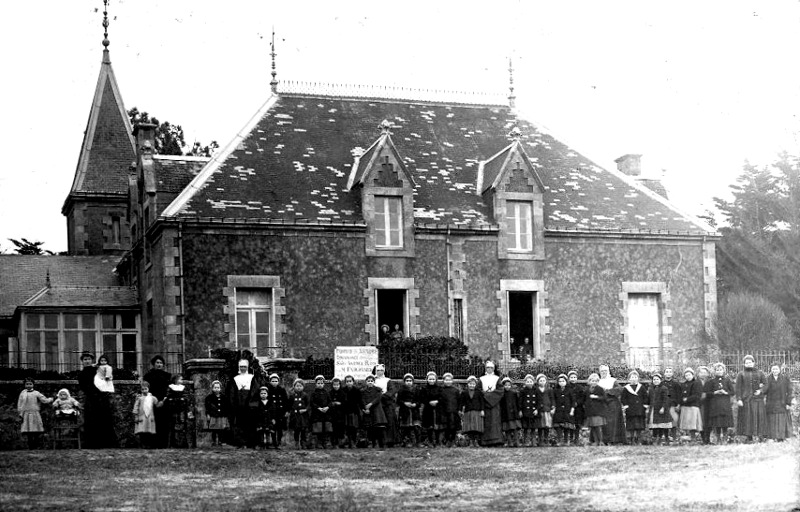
[270, 27, 278, 94]
[102, 0, 110, 63]
[508, 56, 516, 109]
[379, 119, 392, 135]
[508, 126, 522, 141]
[45, 268, 51, 288]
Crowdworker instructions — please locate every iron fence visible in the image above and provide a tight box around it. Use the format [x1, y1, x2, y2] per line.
[8, 351, 184, 379]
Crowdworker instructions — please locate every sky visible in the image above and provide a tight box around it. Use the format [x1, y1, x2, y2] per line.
[1, 0, 798, 253]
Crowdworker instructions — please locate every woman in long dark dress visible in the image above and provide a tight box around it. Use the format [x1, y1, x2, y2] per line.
[763, 364, 793, 441]
[707, 363, 734, 443]
[598, 364, 626, 444]
[735, 355, 767, 442]
[227, 359, 256, 447]
[143, 355, 172, 448]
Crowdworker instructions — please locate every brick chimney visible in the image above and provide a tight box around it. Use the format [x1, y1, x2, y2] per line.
[614, 154, 642, 177]
[133, 123, 157, 155]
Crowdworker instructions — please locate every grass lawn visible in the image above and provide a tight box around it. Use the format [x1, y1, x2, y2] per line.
[1, 441, 798, 512]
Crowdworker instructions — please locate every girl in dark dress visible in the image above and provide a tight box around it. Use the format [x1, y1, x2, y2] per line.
[459, 376, 484, 447]
[362, 374, 387, 448]
[519, 374, 538, 447]
[735, 355, 767, 442]
[419, 371, 441, 447]
[697, 366, 714, 444]
[252, 386, 272, 448]
[533, 373, 555, 446]
[552, 374, 576, 446]
[620, 370, 647, 445]
[499, 377, 521, 447]
[438, 373, 461, 447]
[163, 374, 193, 448]
[204, 380, 229, 446]
[397, 373, 421, 447]
[647, 372, 672, 444]
[707, 363, 734, 443]
[763, 364, 793, 441]
[679, 368, 704, 441]
[341, 375, 362, 448]
[266, 373, 290, 449]
[585, 373, 607, 446]
[328, 378, 346, 448]
[289, 379, 310, 449]
[309, 375, 332, 449]
[567, 370, 586, 445]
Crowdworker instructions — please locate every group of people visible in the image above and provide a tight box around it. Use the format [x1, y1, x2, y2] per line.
[16, 353, 193, 449]
[16, 353, 794, 450]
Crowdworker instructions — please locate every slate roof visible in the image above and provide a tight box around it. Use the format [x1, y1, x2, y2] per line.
[67, 51, 136, 199]
[152, 156, 208, 194]
[22, 286, 138, 309]
[165, 93, 711, 235]
[0, 256, 121, 317]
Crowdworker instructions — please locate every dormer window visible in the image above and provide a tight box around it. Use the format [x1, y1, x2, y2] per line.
[506, 201, 532, 252]
[375, 196, 403, 248]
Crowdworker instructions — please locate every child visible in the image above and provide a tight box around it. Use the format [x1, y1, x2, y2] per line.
[266, 373, 290, 449]
[163, 374, 192, 448]
[499, 376, 521, 447]
[707, 363, 734, 444]
[647, 372, 672, 444]
[397, 373, 421, 447]
[552, 374, 576, 446]
[458, 375, 484, 447]
[133, 380, 158, 448]
[253, 386, 273, 448]
[341, 375, 362, 448]
[620, 371, 647, 445]
[584, 373, 606, 446]
[697, 366, 713, 444]
[204, 380, 229, 447]
[534, 373, 555, 446]
[567, 371, 586, 445]
[309, 375, 332, 449]
[17, 378, 53, 449]
[362, 374, 387, 448]
[53, 388, 81, 418]
[679, 368, 703, 442]
[419, 371, 441, 447]
[328, 378, 346, 448]
[663, 367, 681, 441]
[94, 354, 115, 393]
[289, 379, 310, 449]
[438, 373, 461, 447]
[518, 374, 538, 447]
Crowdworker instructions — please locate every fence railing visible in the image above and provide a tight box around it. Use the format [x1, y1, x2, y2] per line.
[8, 351, 184, 379]
[717, 350, 800, 376]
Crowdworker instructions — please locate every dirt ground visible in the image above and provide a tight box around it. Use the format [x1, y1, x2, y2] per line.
[1, 441, 798, 512]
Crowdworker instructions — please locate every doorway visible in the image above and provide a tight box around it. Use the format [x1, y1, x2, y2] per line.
[376, 289, 406, 343]
[508, 291, 535, 360]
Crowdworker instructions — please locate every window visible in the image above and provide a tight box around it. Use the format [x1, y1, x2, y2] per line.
[374, 196, 403, 248]
[63, 314, 97, 369]
[506, 201, 532, 251]
[508, 291, 536, 361]
[376, 289, 406, 342]
[453, 298, 464, 342]
[235, 289, 272, 353]
[112, 216, 121, 245]
[626, 293, 661, 368]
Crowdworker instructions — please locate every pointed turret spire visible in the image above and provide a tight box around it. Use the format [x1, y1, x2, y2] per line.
[508, 57, 516, 109]
[270, 28, 278, 94]
[102, 0, 111, 63]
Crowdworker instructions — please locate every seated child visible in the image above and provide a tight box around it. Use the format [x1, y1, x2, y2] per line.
[53, 388, 81, 418]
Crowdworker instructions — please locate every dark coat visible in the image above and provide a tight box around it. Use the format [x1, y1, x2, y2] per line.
[143, 368, 172, 401]
[419, 384, 441, 428]
[680, 379, 703, 407]
[438, 386, 460, 415]
[552, 385, 576, 424]
[204, 392, 228, 418]
[361, 385, 387, 426]
[518, 387, 538, 419]
[397, 386, 421, 423]
[341, 385, 363, 416]
[647, 384, 671, 424]
[663, 378, 682, 407]
[568, 382, 586, 424]
[458, 388, 483, 413]
[309, 388, 331, 424]
[534, 386, 555, 413]
[328, 387, 346, 424]
[735, 368, 767, 402]
[584, 385, 606, 418]
[763, 374, 793, 414]
[707, 375, 734, 418]
[621, 383, 647, 418]
[252, 399, 273, 430]
[500, 389, 520, 423]
[78, 366, 97, 398]
[266, 384, 290, 430]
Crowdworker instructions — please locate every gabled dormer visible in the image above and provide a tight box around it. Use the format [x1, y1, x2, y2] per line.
[349, 120, 416, 257]
[478, 127, 545, 260]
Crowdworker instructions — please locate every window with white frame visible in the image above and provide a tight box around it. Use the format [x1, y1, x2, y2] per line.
[626, 293, 661, 367]
[374, 196, 403, 248]
[235, 289, 272, 353]
[506, 201, 532, 252]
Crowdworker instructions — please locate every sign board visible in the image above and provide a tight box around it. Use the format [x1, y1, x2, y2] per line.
[334, 346, 379, 380]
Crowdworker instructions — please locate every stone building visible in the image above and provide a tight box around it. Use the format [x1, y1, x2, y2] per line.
[1, 21, 718, 373]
